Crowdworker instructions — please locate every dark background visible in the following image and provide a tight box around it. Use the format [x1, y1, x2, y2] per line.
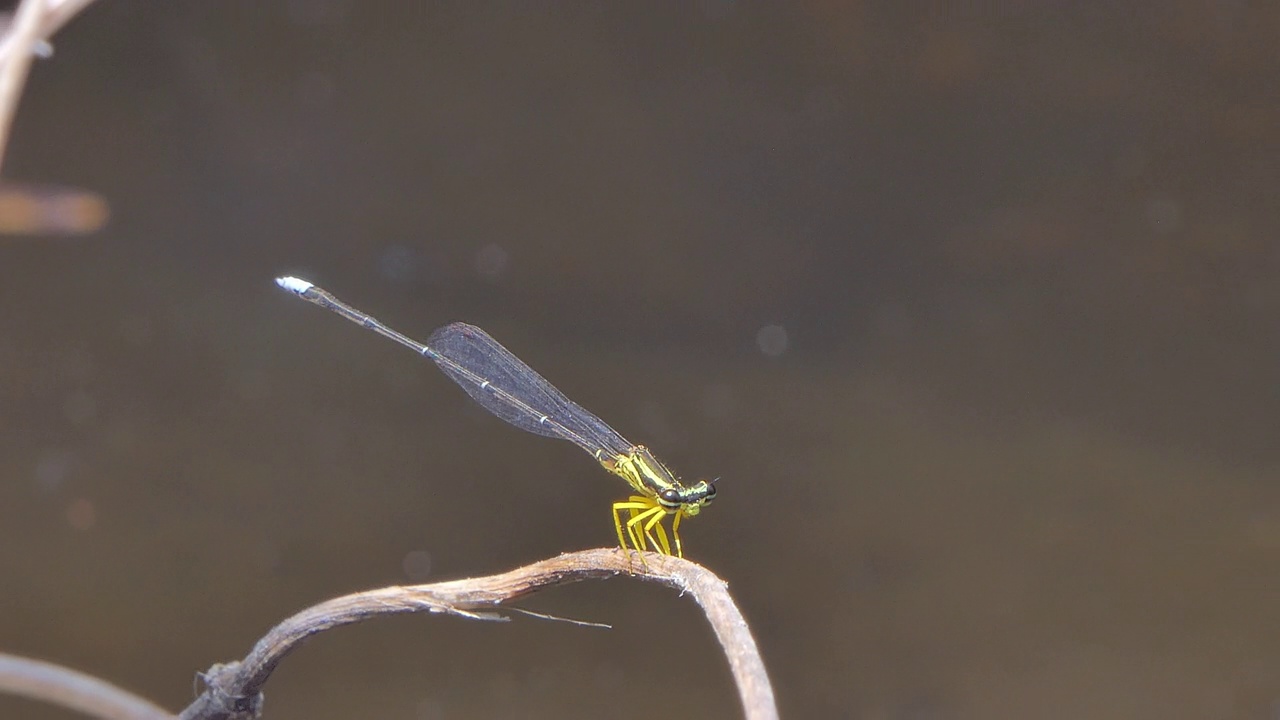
[3, 2, 1279, 718]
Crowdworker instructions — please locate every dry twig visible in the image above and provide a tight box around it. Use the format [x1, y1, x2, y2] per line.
[178, 548, 777, 720]
[2, 550, 776, 720]
[0, 652, 172, 720]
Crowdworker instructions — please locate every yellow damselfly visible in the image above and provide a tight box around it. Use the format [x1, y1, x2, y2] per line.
[275, 277, 716, 557]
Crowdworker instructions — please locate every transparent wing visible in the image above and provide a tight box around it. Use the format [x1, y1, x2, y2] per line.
[425, 322, 636, 458]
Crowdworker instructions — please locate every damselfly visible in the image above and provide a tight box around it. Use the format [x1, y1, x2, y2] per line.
[275, 277, 716, 557]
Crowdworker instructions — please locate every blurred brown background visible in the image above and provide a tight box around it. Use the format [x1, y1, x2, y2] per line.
[2, 2, 1279, 718]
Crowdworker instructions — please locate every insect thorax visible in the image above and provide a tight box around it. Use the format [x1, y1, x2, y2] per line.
[596, 445, 679, 498]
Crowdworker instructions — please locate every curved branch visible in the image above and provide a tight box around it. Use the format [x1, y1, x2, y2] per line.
[178, 548, 777, 720]
[0, 652, 173, 720]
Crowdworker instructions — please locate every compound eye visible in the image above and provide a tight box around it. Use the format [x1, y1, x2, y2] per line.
[703, 483, 717, 500]
[659, 488, 681, 504]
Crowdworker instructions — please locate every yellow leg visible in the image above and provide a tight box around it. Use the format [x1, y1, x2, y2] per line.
[627, 504, 670, 556]
[643, 510, 672, 556]
[612, 496, 685, 559]
[612, 501, 639, 550]
[613, 497, 659, 552]
[671, 508, 684, 559]
[628, 508, 648, 552]
[609, 499, 660, 566]
[625, 505, 661, 537]
[615, 500, 645, 549]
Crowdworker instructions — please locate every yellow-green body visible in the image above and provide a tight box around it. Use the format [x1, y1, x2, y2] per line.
[596, 446, 714, 558]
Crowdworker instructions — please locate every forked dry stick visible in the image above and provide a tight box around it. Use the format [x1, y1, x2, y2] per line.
[178, 548, 777, 720]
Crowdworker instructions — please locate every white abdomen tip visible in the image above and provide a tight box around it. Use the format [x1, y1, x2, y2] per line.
[275, 276, 314, 294]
